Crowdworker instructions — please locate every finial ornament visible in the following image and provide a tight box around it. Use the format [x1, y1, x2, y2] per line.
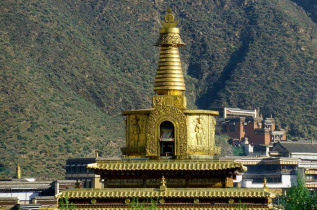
[161, 8, 179, 28]
[160, 176, 167, 191]
[263, 177, 268, 191]
[161, 176, 166, 186]
[16, 163, 21, 179]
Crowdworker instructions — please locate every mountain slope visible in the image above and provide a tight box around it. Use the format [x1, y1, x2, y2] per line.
[1, 0, 316, 178]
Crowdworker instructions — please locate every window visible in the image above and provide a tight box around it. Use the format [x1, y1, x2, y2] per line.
[230, 125, 235, 132]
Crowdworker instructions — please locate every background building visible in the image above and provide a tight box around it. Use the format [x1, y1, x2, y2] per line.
[217, 107, 286, 145]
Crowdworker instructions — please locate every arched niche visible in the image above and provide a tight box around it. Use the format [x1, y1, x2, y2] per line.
[159, 121, 175, 157]
[146, 106, 187, 158]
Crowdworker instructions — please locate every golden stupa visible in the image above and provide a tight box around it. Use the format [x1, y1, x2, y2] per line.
[121, 8, 220, 159]
[57, 9, 275, 209]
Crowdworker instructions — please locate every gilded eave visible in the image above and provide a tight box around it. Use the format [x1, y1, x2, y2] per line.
[183, 109, 219, 116]
[56, 187, 275, 199]
[87, 160, 246, 172]
[122, 109, 154, 115]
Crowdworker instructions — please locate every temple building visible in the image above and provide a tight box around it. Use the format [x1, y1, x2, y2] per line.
[57, 9, 275, 209]
[216, 107, 286, 145]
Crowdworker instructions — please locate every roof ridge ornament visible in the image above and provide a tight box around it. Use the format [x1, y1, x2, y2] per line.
[160, 176, 167, 191]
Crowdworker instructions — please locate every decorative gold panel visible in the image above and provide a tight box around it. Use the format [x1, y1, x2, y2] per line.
[127, 114, 147, 147]
[152, 95, 186, 109]
[146, 106, 187, 157]
[187, 115, 209, 146]
[185, 114, 220, 155]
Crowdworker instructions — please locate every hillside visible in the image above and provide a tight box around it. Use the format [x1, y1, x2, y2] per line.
[1, 0, 316, 178]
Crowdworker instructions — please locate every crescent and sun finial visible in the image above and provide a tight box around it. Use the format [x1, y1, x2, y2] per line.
[161, 8, 179, 28]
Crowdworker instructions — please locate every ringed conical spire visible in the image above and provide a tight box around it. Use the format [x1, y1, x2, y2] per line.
[154, 8, 186, 96]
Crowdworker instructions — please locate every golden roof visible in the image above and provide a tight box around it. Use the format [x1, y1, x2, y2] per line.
[57, 187, 274, 199]
[88, 160, 246, 172]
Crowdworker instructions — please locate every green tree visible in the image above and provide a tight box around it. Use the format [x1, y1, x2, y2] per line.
[281, 170, 317, 210]
[59, 195, 75, 210]
[128, 198, 159, 210]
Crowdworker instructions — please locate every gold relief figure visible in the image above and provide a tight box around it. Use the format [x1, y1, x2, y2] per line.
[131, 115, 141, 146]
[195, 117, 205, 145]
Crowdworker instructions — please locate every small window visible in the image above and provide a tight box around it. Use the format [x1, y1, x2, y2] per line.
[230, 125, 235, 132]
[222, 125, 227, 132]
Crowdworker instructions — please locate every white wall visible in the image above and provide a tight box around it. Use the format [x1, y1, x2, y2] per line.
[241, 174, 297, 189]
[0, 192, 39, 203]
[291, 154, 317, 160]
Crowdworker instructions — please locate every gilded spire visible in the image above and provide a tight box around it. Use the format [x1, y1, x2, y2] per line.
[154, 8, 185, 95]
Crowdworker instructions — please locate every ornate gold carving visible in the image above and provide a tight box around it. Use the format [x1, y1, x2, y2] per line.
[152, 95, 186, 109]
[186, 114, 221, 155]
[155, 33, 185, 46]
[131, 115, 141, 146]
[91, 198, 97, 204]
[127, 114, 147, 148]
[125, 199, 131, 204]
[194, 198, 199, 204]
[146, 106, 187, 157]
[228, 198, 234, 204]
[188, 115, 208, 146]
[195, 117, 205, 145]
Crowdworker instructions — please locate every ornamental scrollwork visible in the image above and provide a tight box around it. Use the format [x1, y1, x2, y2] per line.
[155, 33, 185, 46]
[152, 95, 186, 109]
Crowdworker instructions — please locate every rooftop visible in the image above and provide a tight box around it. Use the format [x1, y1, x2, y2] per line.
[57, 187, 275, 199]
[276, 141, 317, 153]
[87, 160, 246, 172]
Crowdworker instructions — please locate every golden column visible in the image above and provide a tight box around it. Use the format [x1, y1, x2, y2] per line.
[154, 8, 186, 96]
